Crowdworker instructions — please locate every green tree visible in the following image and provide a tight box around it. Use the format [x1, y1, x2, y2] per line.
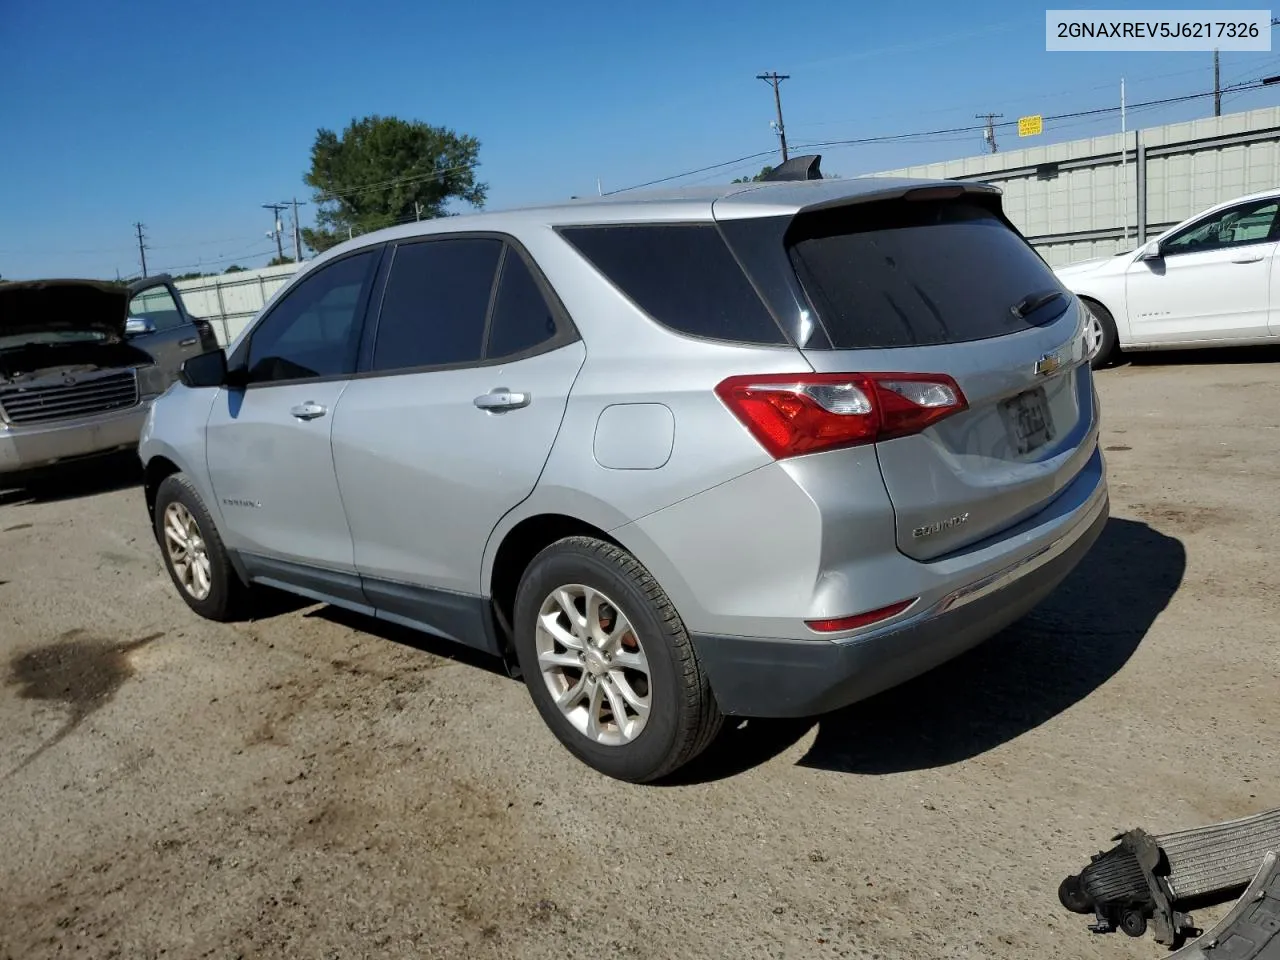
[223, 264, 246, 274]
[301, 115, 487, 254]
[266, 255, 294, 267]
[733, 165, 775, 183]
[733, 162, 840, 183]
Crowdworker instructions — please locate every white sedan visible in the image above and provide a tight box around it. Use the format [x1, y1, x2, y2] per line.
[1055, 187, 1280, 367]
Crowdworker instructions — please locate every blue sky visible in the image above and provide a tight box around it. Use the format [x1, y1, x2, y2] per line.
[3, 0, 1278, 279]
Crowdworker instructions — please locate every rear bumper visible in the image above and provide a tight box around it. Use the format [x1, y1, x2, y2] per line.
[0, 400, 151, 476]
[691, 470, 1109, 718]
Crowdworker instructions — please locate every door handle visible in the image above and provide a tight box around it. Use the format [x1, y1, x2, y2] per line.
[179, 337, 198, 347]
[473, 388, 530, 412]
[290, 401, 328, 421]
[1232, 255, 1264, 263]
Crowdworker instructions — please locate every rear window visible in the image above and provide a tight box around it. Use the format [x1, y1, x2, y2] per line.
[558, 224, 786, 345]
[786, 198, 1068, 349]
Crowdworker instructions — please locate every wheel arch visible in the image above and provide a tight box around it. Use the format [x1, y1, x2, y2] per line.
[485, 511, 626, 655]
[1076, 292, 1127, 348]
[143, 454, 182, 524]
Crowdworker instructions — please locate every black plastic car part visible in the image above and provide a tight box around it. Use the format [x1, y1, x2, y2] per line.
[760, 154, 824, 181]
[1168, 852, 1280, 959]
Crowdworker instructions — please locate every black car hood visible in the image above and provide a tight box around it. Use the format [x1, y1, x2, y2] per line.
[0, 279, 130, 340]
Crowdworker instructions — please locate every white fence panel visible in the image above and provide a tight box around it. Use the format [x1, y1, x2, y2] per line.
[173, 262, 302, 344]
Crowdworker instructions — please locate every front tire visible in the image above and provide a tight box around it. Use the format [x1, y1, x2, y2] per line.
[512, 536, 723, 783]
[153, 473, 248, 622]
[1083, 299, 1119, 370]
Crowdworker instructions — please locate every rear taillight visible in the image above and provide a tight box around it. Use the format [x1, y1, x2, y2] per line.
[806, 598, 918, 634]
[715, 372, 967, 459]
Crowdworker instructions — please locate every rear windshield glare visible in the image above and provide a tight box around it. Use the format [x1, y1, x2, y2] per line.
[786, 198, 1069, 349]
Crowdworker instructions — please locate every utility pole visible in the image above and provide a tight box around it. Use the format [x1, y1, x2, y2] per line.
[133, 222, 148, 277]
[757, 72, 790, 162]
[1121, 77, 1129, 243]
[1213, 49, 1222, 116]
[262, 202, 287, 262]
[976, 113, 1004, 153]
[284, 197, 307, 261]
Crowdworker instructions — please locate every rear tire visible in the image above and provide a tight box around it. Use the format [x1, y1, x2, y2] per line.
[153, 473, 248, 622]
[512, 536, 723, 783]
[1083, 299, 1119, 370]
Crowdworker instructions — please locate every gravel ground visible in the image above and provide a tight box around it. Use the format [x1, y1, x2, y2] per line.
[2, 350, 1278, 960]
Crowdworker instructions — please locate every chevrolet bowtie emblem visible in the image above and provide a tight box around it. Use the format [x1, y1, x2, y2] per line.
[1034, 353, 1061, 376]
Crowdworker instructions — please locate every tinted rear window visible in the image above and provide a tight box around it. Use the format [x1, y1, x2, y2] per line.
[558, 224, 786, 345]
[786, 199, 1068, 349]
[371, 238, 502, 370]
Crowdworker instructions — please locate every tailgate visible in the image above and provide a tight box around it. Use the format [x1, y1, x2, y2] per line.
[780, 189, 1098, 560]
[807, 323, 1096, 560]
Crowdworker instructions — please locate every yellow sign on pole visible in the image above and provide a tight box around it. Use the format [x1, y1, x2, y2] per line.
[1018, 114, 1043, 137]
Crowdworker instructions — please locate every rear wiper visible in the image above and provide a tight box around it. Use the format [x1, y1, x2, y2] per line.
[1010, 289, 1066, 319]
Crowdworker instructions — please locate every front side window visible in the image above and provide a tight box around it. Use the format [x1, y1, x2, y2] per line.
[370, 238, 503, 371]
[246, 250, 378, 383]
[129, 284, 184, 330]
[1163, 200, 1280, 256]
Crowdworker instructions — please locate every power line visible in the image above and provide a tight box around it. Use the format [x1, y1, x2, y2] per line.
[757, 72, 791, 162]
[602, 149, 778, 196]
[609, 79, 1275, 198]
[792, 82, 1270, 152]
[148, 245, 279, 276]
[310, 163, 475, 203]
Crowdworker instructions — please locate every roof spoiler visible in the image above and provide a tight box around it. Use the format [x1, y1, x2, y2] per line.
[761, 154, 823, 182]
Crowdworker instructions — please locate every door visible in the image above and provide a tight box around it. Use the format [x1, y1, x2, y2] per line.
[330, 236, 585, 603]
[205, 248, 382, 574]
[127, 280, 204, 381]
[1124, 197, 1280, 344]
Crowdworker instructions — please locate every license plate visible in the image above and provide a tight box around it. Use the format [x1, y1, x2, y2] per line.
[1001, 386, 1054, 455]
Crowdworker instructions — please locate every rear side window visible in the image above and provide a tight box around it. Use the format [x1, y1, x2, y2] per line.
[559, 224, 785, 345]
[371, 238, 503, 370]
[787, 199, 1068, 349]
[486, 250, 558, 358]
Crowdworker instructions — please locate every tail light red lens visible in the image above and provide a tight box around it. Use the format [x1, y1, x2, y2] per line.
[715, 372, 967, 459]
[806, 598, 918, 634]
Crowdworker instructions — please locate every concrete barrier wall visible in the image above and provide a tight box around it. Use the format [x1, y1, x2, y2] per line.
[866, 105, 1280, 267]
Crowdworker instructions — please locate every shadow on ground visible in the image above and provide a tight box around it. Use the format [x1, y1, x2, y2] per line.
[0, 451, 142, 507]
[672, 517, 1185, 783]
[1103, 344, 1280, 370]
[308, 604, 511, 678]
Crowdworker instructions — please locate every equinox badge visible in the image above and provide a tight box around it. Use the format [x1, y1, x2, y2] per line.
[912, 512, 970, 539]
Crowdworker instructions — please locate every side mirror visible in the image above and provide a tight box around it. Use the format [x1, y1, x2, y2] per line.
[1139, 241, 1163, 261]
[179, 348, 229, 388]
[125, 316, 156, 337]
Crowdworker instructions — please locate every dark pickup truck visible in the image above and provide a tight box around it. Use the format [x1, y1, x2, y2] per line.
[0, 274, 217, 481]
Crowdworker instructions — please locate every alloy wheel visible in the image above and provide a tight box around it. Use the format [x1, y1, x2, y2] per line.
[162, 501, 212, 601]
[534, 584, 652, 746]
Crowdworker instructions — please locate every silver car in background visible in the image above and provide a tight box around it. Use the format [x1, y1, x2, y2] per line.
[140, 174, 1108, 782]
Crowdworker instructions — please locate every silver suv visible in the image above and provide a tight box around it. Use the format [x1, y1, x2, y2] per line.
[140, 175, 1108, 782]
